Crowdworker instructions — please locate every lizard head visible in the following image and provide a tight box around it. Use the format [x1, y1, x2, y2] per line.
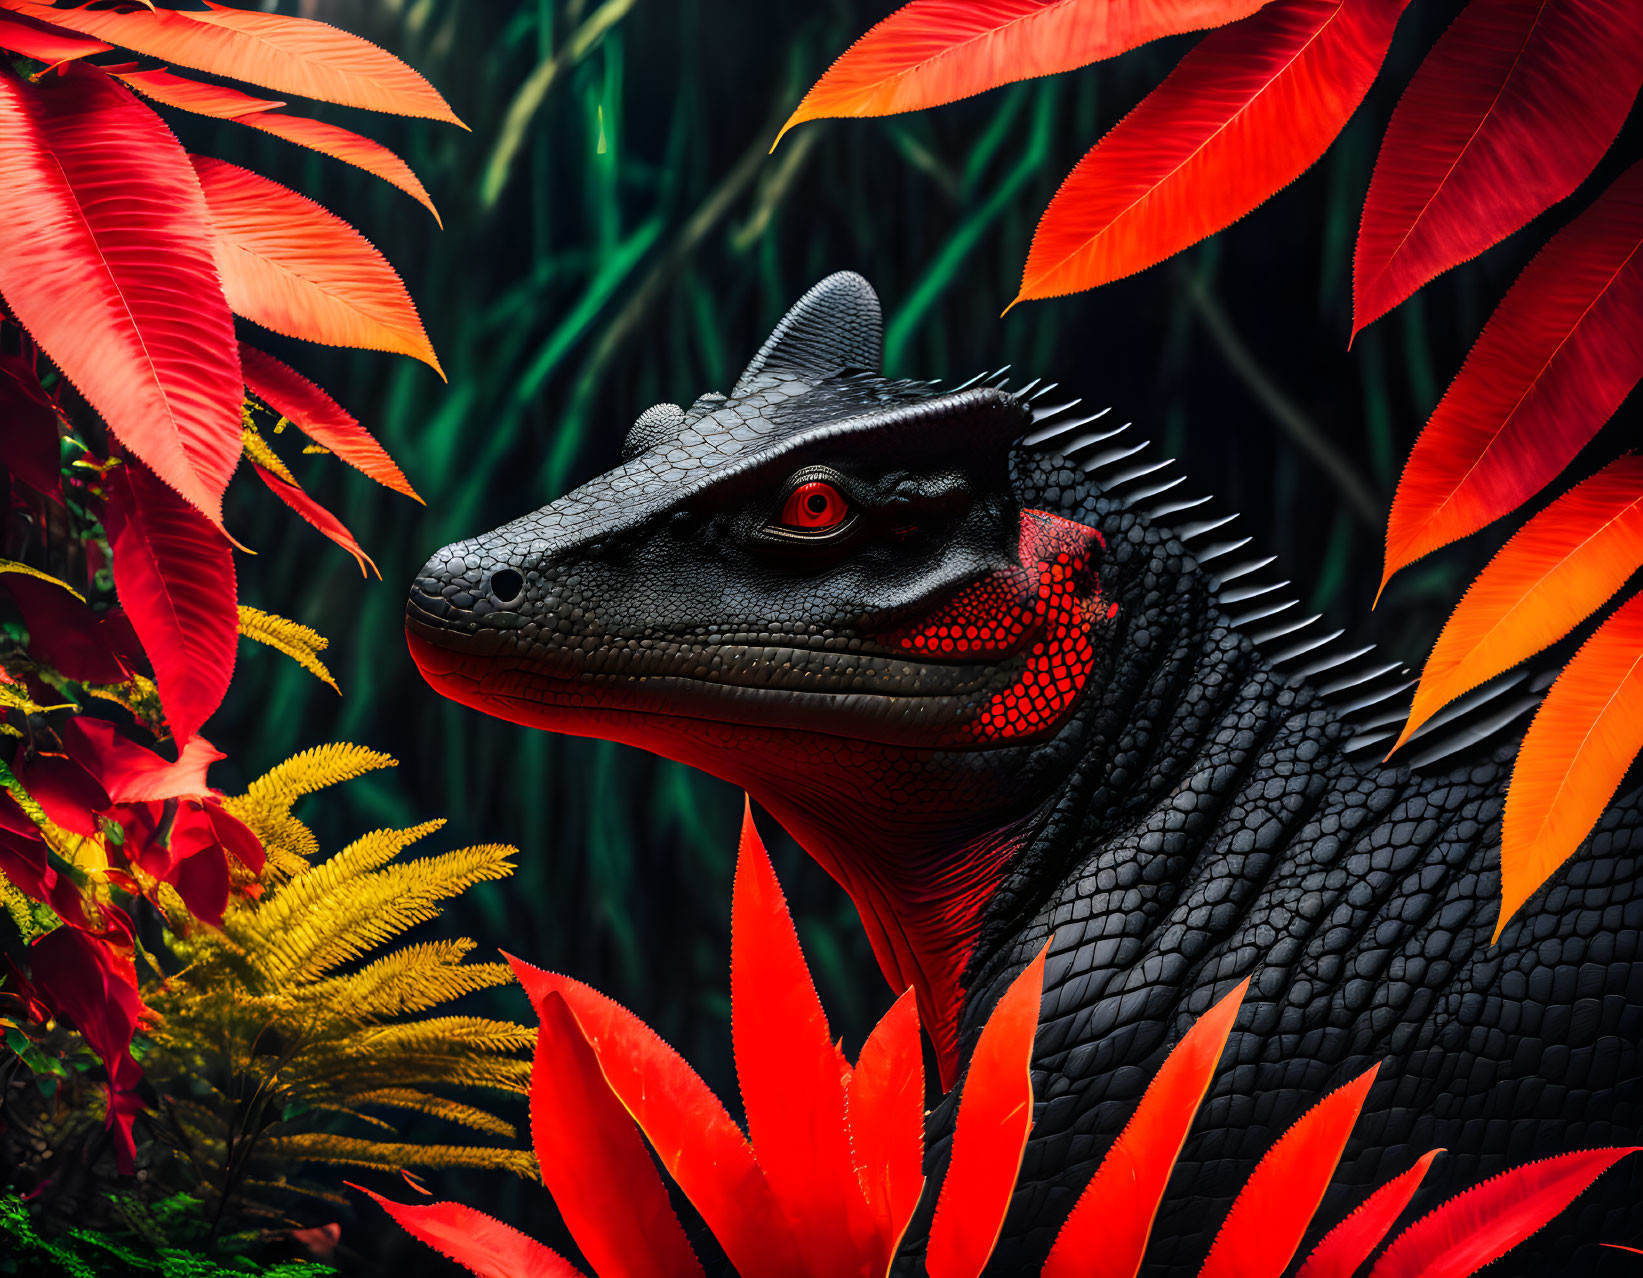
[407, 272, 1118, 759]
[407, 272, 1122, 1079]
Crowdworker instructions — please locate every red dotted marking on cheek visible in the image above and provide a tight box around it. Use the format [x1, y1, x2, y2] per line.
[877, 510, 1113, 744]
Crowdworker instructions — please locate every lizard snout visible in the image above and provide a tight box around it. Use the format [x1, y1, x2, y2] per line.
[405, 538, 528, 656]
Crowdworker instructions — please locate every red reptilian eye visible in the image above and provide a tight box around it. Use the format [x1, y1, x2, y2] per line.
[778, 480, 849, 531]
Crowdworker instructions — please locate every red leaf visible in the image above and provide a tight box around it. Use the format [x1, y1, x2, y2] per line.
[0, 826, 52, 901]
[1499, 590, 1643, 940]
[205, 799, 264, 875]
[3, 574, 129, 684]
[1296, 1148, 1443, 1278]
[776, 0, 1273, 145]
[113, 67, 439, 223]
[846, 987, 925, 1242]
[507, 955, 798, 1278]
[249, 460, 378, 577]
[169, 837, 229, 925]
[14, 749, 109, 836]
[3, 1, 463, 127]
[191, 156, 442, 376]
[1198, 1064, 1380, 1278]
[731, 800, 879, 1270]
[1042, 978, 1250, 1278]
[103, 458, 237, 744]
[925, 939, 1050, 1278]
[0, 352, 62, 496]
[1380, 160, 1643, 587]
[0, 64, 242, 528]
[530, 990, 705, 1278]
[28, 924, 147, 1170]
[63, 716, 222, 804]
[1369, 1147, 1641, 1277]
[1354, 0, 1643, 334]
[353, 1188, 589, 1278]
[239, 343, 418, 500]
[0, 10, 109, 63]
[1015, 0, 1410, 305]
[1390, 455, 1643, 753]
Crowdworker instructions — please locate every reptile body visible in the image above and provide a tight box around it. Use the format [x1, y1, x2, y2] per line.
[406, 274, 1643, 1273]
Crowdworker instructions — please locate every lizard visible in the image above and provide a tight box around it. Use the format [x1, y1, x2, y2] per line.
[406, 272, 1643, 1273]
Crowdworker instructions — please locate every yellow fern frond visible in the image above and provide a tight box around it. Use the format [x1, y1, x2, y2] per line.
[296, 941, 514, 1019]
[258, 1134, 537, 1178]
[342, 1089, 517, 1139]
[230, 745, 395, 849]
[242, 423, 296, 484]
[343, 1017, 536, 1058]
[237, 606, 338, 693]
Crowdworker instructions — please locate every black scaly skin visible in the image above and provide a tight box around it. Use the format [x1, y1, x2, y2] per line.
[407, 274, 1643, 1274]
[913, 452, 1643, 1274]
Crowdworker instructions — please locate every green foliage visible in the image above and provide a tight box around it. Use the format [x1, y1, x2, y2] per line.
[0, 1194, 335, 1278]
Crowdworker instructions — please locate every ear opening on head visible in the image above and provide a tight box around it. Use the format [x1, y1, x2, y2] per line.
[733, 271, 883, 396]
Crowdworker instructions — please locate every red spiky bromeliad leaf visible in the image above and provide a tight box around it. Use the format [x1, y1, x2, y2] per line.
[529, 990, 706, 1278]
[1041, 978, 1250, 1278]
[1015, 0, 1410, 305]
[1295, 1148, 1443, 1278]
[351, 1189, 589, 1278]
[101, 458, 237, 746]
[112, 66, 439, 224]
[1367, 1147, 1641, 1277]
[1199, 1064, 1381, 1278]
[926, 941, 1051, 1278]
[847, 988, 925, 1246]
[730, 801, 884, 1273]
[1391, 455, 1643, 753]
[1500, 592, 1643, 940]
[192, 156, 443, 376]
[239, 343, 419, 500]
[0, 63, 241, 529]
[1380, 160, 1643, 590]
[1353, 0, 1643, 335]
[775, 0, 1273, 146]
[1, 0, 464, 126]
[248, 461, 379, 578]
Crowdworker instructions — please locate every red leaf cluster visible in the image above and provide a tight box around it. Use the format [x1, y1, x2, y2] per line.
[0, 0, 451, 1176]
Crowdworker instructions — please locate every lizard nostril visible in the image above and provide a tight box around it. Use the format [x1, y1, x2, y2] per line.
[489, 569, 524, 604]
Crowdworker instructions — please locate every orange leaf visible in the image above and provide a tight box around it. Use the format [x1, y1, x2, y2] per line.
[1368, 1147, 1641, 1278]
[248, 460, 378, 578]
[1380, 160, 1643, 588]
[113, 66, 439, 223]
[3, 0, 463, 126]
[731, 799, 878, 1273]
[1041, 978, 1250, 1278]
[1499, 591, 1643, 940]
[103, 459, 237, 746]
[530, 991, 705, 1278]
[1295, 1148, 1443, 1278]
[506, 956, 801, 1278]
[0, 11, 109, 63]
[925, 939, 1049, 1278]
[1198, 1064, 1381, 1278]
[1391, 456, 1643, 754]
[353, 1187, 589, 1278]
[775, 0, 1272, 147]
[846, 987, 925, 1244]
[239, 343, 418, 501]
[1353, 0, 1643, 335]
[1015, 0, 1409, 305]
[191, 156, 443, 376]
[0, 64, 241, 529]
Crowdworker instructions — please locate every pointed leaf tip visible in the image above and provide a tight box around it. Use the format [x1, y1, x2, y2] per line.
[1497, 591, 1643, 942]
[1297, 1148, 1443, 1278]
[1368, 1147, 1641, 1278]
[1043, 977, 1249, 1278]
[1199, 1063, 1381, 1278]
[530, 989, 706, 1278]
[927, 938, 1050, 1278]
[353, 1186, 590, 1278]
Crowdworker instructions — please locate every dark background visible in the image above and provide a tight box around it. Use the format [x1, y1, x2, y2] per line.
[185, 0, 1641, 1268]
